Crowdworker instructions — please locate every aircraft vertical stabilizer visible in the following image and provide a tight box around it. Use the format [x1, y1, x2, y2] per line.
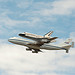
[58, 38, 73, 53]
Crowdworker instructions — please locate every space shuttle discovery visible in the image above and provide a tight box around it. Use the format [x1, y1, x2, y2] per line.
[19, 31, 53, 38]
[19, 31, 58, 43]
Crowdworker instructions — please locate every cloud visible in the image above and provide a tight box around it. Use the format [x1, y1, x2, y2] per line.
[1, 33, 74, 75]
[0, 39, 8, 44]
[0, 44, 55, 75]
[14, 0, 75, 29]
[70, 32, 75, 42]
[17, 0, 75, 17]
[0, 0, 75, 74]
[0, 37, 75, 75]
[0, 0, 75, 30]
[0, 0, 12, 2]
[0, 13, 30, 28]
[38, 0, 75, 16]
[17, 0, 33, 9]
[52, 0, 75, 15]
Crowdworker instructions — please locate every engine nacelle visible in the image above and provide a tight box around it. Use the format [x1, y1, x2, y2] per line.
[32, 50, 38, 53]
[41, 39, 50, 43]
[26, 48, 32, 51]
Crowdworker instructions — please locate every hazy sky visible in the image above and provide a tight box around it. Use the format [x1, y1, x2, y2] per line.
[0, 0, 75, 75]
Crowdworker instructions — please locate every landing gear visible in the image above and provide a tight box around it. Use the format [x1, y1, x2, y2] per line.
[66, 50, 69, 53]
[32, 50, 38, 53]
[26, 48, 42, 53]
[26, 48, 32, 51]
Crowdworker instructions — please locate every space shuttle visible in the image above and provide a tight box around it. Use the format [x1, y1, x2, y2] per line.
[19, 31, 58, 44]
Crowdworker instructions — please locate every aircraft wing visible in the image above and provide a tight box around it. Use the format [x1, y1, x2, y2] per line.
[25, 37, 58, 53]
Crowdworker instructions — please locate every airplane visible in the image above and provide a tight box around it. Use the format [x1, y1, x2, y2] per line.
[8, 31, 74, 53]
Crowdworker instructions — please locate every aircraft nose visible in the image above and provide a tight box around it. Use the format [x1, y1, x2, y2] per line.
[8, 37, 16, 42]
[8, 38, 12, 42]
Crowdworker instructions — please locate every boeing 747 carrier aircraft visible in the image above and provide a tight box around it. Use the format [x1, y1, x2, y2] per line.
[8, 31, 74, 53]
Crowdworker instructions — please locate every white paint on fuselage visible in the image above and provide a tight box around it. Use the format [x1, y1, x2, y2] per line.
[8, 37, 62, 50]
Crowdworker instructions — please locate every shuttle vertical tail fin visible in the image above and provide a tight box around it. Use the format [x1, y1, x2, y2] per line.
[44, 31, 53, 38]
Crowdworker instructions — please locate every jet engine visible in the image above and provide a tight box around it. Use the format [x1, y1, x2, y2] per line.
[32, 50, 38, 53]
[26, 48, 32, 51]
[41, 39, 50, 43]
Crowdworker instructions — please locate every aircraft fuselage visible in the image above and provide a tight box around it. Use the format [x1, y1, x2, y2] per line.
[8, 37, 64, 51]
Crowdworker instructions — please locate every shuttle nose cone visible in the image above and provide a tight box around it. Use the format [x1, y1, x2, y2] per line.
[19, 33, 25, 37]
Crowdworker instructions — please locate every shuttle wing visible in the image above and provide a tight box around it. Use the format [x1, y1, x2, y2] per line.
[27, 37, 58, 46]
